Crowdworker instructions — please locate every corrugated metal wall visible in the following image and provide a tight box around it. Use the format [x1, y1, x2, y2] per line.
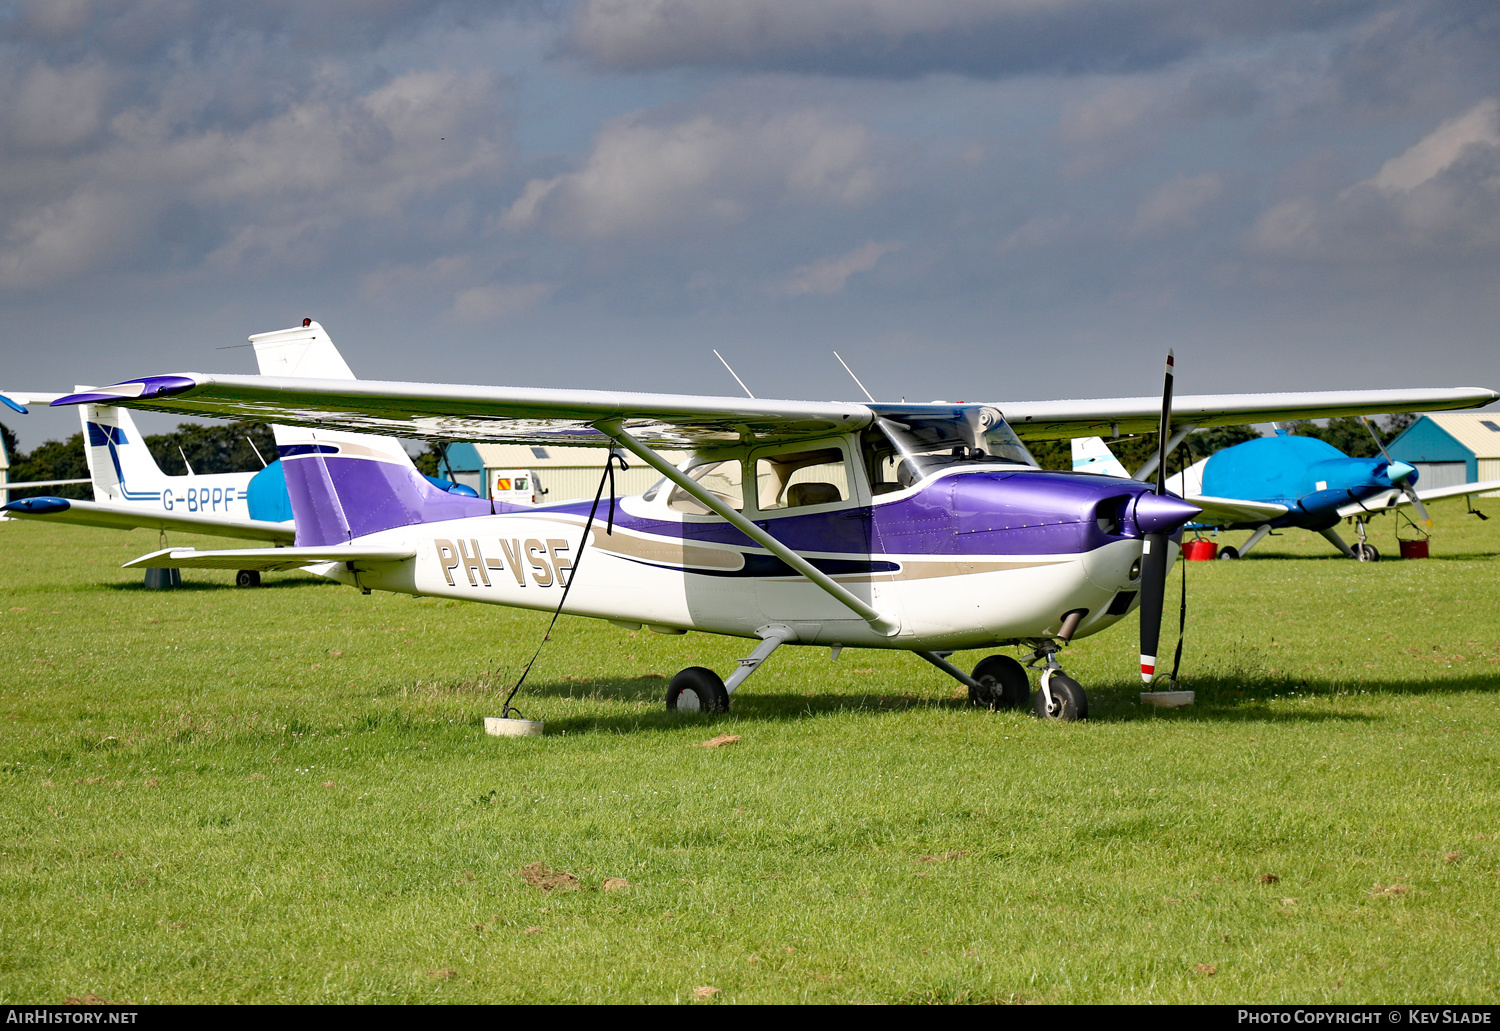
[1479, 459, 1500, 498]
[1414, 462, 1468, 489]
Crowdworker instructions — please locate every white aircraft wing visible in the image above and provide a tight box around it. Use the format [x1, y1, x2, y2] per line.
[1, 496, 295, 543]
[54, 377, 1497, 448]
[1000, 388, 1498, 441]
[124, 545, 415, 572]
[1336, 478, 1500, 518]
[1182, 495, 1290, 526]
[57, 375, 873, 448]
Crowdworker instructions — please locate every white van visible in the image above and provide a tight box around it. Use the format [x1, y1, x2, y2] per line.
[490, 469, 544, 505]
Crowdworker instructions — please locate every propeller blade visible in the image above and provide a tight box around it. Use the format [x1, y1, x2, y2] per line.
[1362, 416, 1395, 463]
[1407, 489, 1432, 525]
[1154, 350, 1174, 496]
[1141, 348, 1177, 684]
[1138, 530, 1168, 683]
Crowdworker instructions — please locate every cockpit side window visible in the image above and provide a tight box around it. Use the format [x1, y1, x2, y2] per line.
[755, 447, 849, 511]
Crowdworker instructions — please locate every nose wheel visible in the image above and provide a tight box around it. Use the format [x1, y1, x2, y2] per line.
[1034, 669, 1088, 721]
[1025, 642, 1088, 721]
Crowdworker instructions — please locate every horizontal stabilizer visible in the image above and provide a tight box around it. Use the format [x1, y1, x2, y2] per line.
[1186, 494, 1289, 525]
[123, 544, 417, 571]
[2, 496, 295, 542]
[1337, 478, 1500, 518]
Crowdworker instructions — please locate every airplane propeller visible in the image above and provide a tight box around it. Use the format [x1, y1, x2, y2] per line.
[1363, 417, 1431, 525]
[1136, 350, 1189, 684]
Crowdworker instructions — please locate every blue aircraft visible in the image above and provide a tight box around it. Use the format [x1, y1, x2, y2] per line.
[1076, 426, 1500, 560]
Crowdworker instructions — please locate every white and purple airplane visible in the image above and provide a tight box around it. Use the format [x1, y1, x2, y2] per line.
[51, 323, 1497, 720]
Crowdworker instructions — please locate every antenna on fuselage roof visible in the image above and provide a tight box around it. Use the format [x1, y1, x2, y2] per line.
[832, 351, 877, 403]
[712, 350, 756, 399]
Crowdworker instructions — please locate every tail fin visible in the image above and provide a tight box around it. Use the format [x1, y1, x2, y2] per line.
[1071, 436, 1131, 479]
[79, 402, 172, 504]
[250, 321, 491, 545]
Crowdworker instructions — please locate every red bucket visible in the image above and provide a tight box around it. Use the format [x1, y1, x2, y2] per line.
[1398, 539, 1429, 560]
[1183, 540, 1218, 561]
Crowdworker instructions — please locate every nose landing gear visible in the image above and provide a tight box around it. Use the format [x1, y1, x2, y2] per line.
[922, 641, 1088, 721]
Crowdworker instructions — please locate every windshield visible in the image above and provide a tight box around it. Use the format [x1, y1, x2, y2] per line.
[866, 406, 1037, 492]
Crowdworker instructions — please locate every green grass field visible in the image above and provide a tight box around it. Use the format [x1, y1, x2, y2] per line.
[2, 503, 1498, 1004]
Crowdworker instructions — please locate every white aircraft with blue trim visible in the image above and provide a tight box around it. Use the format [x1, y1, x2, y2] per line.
[1, 389, 479, 586]
[50, 323, 1497, 719]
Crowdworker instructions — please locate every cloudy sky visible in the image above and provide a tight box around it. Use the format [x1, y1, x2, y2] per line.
[2, 0, 1498, 448]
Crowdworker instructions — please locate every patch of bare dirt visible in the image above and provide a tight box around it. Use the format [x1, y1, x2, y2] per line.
[699, 734, 740, 748]
[519, 861, 580, 891]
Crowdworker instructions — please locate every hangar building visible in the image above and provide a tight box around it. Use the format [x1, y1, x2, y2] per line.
[1386, 413, 1500, 496]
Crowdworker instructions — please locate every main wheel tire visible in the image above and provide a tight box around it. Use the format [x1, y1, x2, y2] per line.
[1353, 544, 1380, 562]
[1218, 547, 1239, 560]
[235, 569, 262, 588]
[1033, 672, 1088, 721]
[666, 666, 729, 713]
[969, 655, 1030, 710]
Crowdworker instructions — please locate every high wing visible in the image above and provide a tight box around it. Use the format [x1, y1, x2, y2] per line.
[124, 545, 415, 572]
[58, 375, 872, 449]
[1183, 495, 1290, 526]
[1336, 478, 1500, 518]
[54, 375, 1498, 449]
[1000, 389, 1498, 441]
[2, 496, 295, 543]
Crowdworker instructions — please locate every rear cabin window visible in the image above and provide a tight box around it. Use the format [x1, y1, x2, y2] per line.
[755, 448, 850, 511]
[667, 459, 745, 515]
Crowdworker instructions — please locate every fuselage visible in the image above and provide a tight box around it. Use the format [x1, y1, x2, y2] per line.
[1197, 435, 1417, 531]
[314, 462, 1178, 652]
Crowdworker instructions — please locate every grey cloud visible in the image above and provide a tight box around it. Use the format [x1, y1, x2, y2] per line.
[503, 109, 881, 240]
[566, 0, 1386, 79]
[0, 2, 522, 291]
[1247, 99, 1500, 261]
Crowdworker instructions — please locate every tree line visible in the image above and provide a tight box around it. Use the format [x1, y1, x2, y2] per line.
[1025, 413, 1417, 475]
[0, 420, 278, 501]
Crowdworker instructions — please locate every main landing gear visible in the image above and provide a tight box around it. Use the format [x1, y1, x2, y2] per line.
[664, 624, 795, 714]
[661, 628, 1088, 721]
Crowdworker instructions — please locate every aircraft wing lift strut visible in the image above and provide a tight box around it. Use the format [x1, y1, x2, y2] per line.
[1134, 423, 1198, 482]
[599, 420, 900, 637]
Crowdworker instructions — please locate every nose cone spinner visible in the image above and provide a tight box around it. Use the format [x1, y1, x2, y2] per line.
[1385, 460, 1417, 485]
[1133, 493, 1202, 535]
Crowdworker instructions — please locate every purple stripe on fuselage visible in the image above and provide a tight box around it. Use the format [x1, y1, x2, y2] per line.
[539, 470, 1158, 557]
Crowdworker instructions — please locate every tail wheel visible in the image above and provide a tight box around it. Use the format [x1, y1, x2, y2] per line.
[666, 666, 729, 713]
[969, 655, 1030, 710]
[1034, 672, 1088, 721]
[235, 569, 262, 587]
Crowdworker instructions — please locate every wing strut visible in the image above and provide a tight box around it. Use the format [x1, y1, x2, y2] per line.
[598, 421, 899, 636]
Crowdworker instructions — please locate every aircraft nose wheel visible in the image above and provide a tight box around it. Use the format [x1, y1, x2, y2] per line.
[666, 666, 729, 713]
[1034, 671, 1088, 721]
[1352, 544, 1380, 562]
[969, 655, 1030, 710]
